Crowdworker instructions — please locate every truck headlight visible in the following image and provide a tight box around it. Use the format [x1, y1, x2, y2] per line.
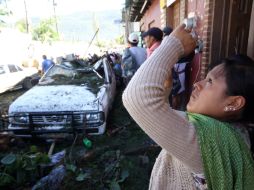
[85, 112, 104, 124]
[13, 113, 29, 124]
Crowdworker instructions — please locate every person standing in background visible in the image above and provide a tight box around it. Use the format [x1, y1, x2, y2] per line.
[41, 55, 54, 75]
[142, 27, 163, 58]
[163, 26, 194, 110]
[172, 52, 194, 110]
[127, 33, 147, 67]
[121, 33, 147, 85]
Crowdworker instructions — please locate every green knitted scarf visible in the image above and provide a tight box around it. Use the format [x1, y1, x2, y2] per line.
[187, 112, 254, 190]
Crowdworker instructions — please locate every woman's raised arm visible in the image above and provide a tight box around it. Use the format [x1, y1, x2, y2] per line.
[122, 25, 203, 172]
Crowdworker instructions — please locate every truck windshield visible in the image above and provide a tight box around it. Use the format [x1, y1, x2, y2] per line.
[39, 64, 105, 89]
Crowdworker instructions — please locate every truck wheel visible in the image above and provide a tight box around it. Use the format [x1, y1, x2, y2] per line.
[22, 78, 33, 90]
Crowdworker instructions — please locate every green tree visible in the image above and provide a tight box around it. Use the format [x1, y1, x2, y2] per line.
[115, 35, 124, 45]
[15, 19, 27, 33]
[0, 8, 9, 16]
[95, 40, 106, 48]
[32, 19, 59, 43]
[0, 1, 11, 27]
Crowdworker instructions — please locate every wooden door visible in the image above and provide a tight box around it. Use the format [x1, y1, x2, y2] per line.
[247, 1, 254, 59]
[172, 0, 180, 28]
[166, 0, 180, 28]
[211, 0, 253, 66]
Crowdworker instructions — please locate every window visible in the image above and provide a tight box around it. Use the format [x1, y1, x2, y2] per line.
[0, 66, 5, 75]
[8, 64, 18, 73]
[17, 66, 23, 71]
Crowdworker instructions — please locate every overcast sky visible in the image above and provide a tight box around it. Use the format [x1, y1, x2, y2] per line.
[7, 0, 125, 19]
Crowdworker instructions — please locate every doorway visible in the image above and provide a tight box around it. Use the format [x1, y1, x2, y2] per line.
[211, 0, 253, 66]
[247, 1, 254, 60]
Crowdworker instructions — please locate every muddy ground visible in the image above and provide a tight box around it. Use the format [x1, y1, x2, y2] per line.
[0, 88, 161, 190]
[0, 89, 27, 115]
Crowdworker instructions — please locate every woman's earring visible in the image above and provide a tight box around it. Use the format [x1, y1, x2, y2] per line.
[224, 107, 229, 112]
[224, 106, 236, 112]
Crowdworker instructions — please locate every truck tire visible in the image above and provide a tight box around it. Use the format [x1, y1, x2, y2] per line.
[22, 77, 33, 90]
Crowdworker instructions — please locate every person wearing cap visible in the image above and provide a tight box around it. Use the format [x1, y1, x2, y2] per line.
[121, 33, 147, 86]
[142, 27, 163, 57]
[127, 32, 147, 67]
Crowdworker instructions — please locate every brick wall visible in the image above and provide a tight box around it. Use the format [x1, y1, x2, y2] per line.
[140, 0, 162, 31]
[165, 0, 186, 29]
[140, 0, 214, 81]
[161, 6, 167, 28]
[179, 0, 186, 23]
[200, 0, 214, 79]
[172, 1, 180, 28]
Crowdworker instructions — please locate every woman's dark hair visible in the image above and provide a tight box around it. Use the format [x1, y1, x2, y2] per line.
[222, 54, 254, 123]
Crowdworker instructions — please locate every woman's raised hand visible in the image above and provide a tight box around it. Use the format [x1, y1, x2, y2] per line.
[170, 24, 197, 56]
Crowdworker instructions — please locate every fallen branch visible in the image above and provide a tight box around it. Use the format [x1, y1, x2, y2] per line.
[107, 126, 125, 136]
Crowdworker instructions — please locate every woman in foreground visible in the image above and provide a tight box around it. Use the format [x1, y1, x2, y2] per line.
[122, 24, 254, 189]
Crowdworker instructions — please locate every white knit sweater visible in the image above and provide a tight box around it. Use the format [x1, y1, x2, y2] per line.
[122, 36, 203, 189]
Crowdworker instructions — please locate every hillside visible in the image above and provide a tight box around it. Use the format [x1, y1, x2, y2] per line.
[31, 10, 123, 42]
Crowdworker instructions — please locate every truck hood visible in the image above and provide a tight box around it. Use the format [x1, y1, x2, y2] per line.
[9, 85, 100, 113]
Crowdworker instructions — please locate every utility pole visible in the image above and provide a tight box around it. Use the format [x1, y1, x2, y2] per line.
[93, 12, 99, 43]
[24, 0, 29, 33]
[52, 0, 58, 35]
[3, 0, 8, 8]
